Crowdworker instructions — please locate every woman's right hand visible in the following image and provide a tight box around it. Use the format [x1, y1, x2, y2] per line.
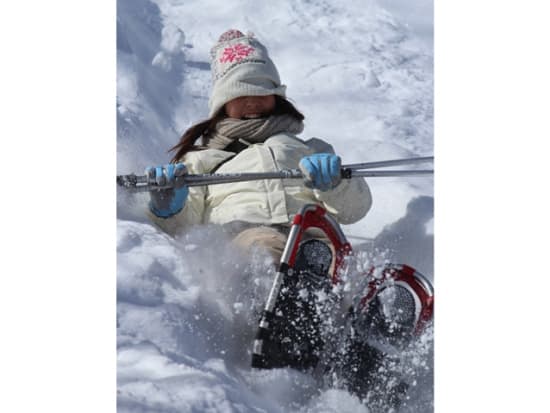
[145, 163, 189, 218]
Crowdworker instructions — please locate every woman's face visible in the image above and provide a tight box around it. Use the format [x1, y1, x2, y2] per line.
[224, 95, 276, 119]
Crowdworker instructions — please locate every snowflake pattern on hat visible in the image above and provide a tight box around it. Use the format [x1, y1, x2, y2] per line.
[210, 31, 265, 80]
[220, 43, 255, 63]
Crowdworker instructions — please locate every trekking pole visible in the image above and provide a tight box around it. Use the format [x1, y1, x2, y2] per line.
[117, 156, 434, 193]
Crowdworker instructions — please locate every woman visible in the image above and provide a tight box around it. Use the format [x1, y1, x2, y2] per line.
[146, 29, 372, 261]
[144, 31, 426, 409]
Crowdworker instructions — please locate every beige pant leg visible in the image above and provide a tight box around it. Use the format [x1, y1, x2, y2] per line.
[231, 226, 288, 264]
[231, 226, 336, 272]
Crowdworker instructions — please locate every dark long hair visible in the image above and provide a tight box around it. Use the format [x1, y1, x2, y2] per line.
[169, 96, 305, 162]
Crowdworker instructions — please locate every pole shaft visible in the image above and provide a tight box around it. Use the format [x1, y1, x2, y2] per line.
[343, 156, 434, 170]
[350, 169, 434, 178]
[117, 169, 433, 193]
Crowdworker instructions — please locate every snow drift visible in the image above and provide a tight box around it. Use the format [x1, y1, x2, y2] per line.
[117, 0, 433, 411]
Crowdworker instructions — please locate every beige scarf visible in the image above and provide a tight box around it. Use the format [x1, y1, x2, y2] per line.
[206, 114, 304, 150]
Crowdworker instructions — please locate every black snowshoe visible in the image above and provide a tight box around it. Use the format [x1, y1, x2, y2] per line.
[251, 238, 333, 370]
[251, 204, 434, 410]
[251, 204, 349, 370]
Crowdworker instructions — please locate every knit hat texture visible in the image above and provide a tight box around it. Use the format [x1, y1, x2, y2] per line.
[208, 29, 287, 117]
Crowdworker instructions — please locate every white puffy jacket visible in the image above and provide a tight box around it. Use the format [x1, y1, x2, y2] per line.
[150, 133, 372, 235]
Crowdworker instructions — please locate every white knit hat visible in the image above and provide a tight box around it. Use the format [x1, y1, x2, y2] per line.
[208, 29, 287, 117]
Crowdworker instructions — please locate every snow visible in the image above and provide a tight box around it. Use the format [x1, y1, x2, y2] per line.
[4, 1, 550, 412]
[117, 0, 434, 411]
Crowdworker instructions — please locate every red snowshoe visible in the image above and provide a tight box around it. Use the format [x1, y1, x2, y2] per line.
[335, 264, 434, 409]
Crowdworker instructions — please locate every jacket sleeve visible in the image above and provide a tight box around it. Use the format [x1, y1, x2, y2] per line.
[146, 150, 234, 236]
[313, 177, 372, 224]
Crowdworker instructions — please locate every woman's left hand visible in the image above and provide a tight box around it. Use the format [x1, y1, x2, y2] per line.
[299, 153, 342, 191]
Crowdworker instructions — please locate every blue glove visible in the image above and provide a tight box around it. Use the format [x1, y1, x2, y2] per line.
[299, 153, 342, 191]
[145, 163, 189, 218]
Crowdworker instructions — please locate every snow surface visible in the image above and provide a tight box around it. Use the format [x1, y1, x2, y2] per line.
[117, 0, 433, 411]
